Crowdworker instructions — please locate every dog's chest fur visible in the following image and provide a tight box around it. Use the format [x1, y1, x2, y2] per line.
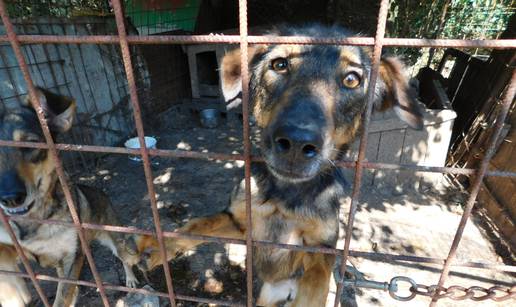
[19, 223, 78, 266]
[1, 187, 88, 266]
[229, 164, 346, 282]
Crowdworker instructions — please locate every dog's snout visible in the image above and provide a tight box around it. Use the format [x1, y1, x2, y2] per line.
[0, 171, 27, 206]
[273, 125, 322, 160]
[1, 192, 27, 206]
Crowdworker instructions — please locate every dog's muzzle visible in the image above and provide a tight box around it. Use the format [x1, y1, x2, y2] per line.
[0, 171, 32, 215]
[264, 99, 328, 181]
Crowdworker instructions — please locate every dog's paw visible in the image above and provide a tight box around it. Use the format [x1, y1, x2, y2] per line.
[125, 277, 139, 288]
[257, 279, 298, 306]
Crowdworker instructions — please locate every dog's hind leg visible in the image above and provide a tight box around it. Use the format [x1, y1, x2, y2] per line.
[53, 252, 84, 307]
[0, 244, 31, 307]
[290, 253, 335, 307]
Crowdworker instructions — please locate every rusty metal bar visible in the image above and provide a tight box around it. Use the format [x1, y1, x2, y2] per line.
[0, 1, 513, 306]
[1, 140, 515, 178]
[429, 69, 516, 306]
[0, 1, 111, 305]
[237, 0, 254, 306]
[2, 215, 515, 272]
[334, 1, 391, 306]
[0, 270, 244, 307]
[110, 0, 177, 306]
[0, 210, 51, 307]
[1, 34, 516, 48]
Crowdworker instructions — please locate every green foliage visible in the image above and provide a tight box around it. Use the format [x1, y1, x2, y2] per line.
[388, 0, 514, 66]
[6, 0, 111, 18]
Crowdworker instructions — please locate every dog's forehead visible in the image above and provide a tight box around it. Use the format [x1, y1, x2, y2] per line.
[266, 44, 365, 66]
[264, 25, 370, 69]
[0, 107, 42, 141]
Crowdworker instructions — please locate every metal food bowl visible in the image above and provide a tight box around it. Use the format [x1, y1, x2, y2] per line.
[199, 108, 220, 128]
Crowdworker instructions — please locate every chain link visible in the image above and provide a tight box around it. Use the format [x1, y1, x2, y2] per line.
[345, 274, 516, 302]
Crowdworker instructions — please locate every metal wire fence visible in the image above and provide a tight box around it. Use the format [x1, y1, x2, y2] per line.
[0, 0, 515, 306]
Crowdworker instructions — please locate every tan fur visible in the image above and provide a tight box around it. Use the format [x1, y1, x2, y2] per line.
[340, 48, 363, 67]
[290, 253, 335, 307]
[378, 59, 399, 111]
[0, 244, 31, 307]
[220, 45, 267, 103]
[334, 115, 362, 149]
[141, 176, 338, 306]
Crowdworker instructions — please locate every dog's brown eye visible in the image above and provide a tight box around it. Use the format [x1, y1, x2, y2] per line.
[271, 58, 289, 72]
[342, 72, 361, 89]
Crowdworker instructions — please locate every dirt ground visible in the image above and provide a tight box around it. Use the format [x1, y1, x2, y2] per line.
[25, 108, 515, 307]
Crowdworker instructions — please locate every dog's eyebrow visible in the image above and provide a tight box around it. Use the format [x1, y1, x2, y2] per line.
[340, 49, 363, 68]
[346, 61, 364, 69]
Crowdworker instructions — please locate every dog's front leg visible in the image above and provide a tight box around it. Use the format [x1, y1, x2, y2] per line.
[143, 212, 245, 271]
[53, 252, 85, 307]
[0, 223, 22, 245]
[0, 244, 31, 307]
[291, 253, 335, 307]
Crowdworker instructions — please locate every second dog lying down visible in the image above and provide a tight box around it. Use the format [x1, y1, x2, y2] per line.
[0, 88, 145, 307]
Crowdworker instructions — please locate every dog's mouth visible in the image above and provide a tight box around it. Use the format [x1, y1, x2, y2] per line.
[0, 201, 35, 216]
[267, 164, 319, 183]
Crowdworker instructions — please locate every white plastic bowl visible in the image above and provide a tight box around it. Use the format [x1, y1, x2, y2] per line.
[124, 136, 157, 162]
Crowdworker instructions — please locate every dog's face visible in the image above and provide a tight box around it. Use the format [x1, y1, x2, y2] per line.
[220, 25, 423, 183]
[0, 88, 75, 216]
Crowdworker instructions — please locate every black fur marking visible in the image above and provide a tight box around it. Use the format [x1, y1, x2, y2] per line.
[251, 163, 347, 217]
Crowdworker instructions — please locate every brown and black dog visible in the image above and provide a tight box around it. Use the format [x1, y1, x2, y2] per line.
[137, 24, 424, 307]
[0, 88, 146, 307]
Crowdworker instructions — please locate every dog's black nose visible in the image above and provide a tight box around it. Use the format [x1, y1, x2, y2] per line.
[0, 171, 27, 206]
[1, 192, 27, 206]
[273, 125, 322, 159]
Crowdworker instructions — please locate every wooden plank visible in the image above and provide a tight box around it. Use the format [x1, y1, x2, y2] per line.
[376, 129, 405, 163]
[364, 131, 381, 186]
[187, 47, 200, 98]
[424, 114, 455, 188]
[397, 127, 426, 190]
[186, 44, 228, 100]
[486, 175, 516, 222]
[491, 127, 516, 172]
[368, 109, 456, 133]
[374, 129, 404, 189]
[477, 183, 516, 252]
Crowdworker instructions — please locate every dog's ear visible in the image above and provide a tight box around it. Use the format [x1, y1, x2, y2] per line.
[378, 57, 424, 130]
[24, 87, 76, 134]
[219, 46, 265, 109]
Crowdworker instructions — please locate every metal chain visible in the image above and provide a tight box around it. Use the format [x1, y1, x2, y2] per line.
[342, 273, 516, 302]
[390, 277, 516, 302]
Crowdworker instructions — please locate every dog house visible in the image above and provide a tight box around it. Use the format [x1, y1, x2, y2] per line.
[185, 44, 226, 99]
[344, 105, 457, 191]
